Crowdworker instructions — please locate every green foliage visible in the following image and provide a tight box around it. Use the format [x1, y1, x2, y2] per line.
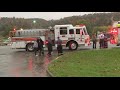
[93, 26, 109, 34]
[1, 12, 120, 38]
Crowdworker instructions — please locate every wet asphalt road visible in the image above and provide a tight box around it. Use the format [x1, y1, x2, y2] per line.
[0, 46, 58, 77]
[0, 41, 118, 77]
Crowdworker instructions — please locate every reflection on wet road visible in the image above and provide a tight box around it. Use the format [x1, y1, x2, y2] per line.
[0, 46, 57, 77]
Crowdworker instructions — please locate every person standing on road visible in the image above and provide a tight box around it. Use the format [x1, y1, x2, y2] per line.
[92, 33, 97, 49]
[36, 38, 41, 56]
[47, 37, 53, 56]
[39, 38, 44, 56]
[33, 39, 38, 56]
[56, 37, 63, 56]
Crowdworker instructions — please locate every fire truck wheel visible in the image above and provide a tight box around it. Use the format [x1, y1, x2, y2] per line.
[69, 41, 78, 50]
[26, 43, 34, 52]
[117, 44, 120, 46]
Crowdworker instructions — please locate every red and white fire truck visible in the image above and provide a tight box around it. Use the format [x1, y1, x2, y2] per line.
[9, 24, 90, 52]
[109, 21, 120, 46]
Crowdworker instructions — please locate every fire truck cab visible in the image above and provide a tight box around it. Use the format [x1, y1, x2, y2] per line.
[53, 24, 90, 50]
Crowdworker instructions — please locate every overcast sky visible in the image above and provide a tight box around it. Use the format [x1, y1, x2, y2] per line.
[0, 12, 104, 20]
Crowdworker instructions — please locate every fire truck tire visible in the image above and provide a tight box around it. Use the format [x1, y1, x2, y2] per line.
[26, 43, 34, 52]
[117, 44, 120, 46]
[69, 41, 78, 50]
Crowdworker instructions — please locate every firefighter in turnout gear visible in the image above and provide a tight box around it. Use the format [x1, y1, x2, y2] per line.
[56, 37, 63, 56]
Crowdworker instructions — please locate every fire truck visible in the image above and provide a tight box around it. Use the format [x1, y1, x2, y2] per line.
[9, 24, 90, 52]
[109, 21, 120, 46]
[9, 29, 48, 51]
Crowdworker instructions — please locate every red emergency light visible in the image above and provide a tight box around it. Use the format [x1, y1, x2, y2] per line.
[13, 28, 16, 32]
[110, 28, 118, 34]
[79, 24, 85, 27]
[45, 40, 48, 44]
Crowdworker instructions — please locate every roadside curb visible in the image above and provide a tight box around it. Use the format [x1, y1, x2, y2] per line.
[46, 56, 60, 77]
[46, 69, 54, 77]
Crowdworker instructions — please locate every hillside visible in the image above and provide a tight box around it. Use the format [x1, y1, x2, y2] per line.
[0, 12, 120, 38]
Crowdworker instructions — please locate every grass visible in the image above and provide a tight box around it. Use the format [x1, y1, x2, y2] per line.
[48, 48, 120, 77]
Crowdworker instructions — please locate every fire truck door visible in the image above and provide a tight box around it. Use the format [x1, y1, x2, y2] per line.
[75, 28, 85, 44]
[80, 29, 85, 42]
[68, 29, 75, 40]
[59, 28, 68, 41]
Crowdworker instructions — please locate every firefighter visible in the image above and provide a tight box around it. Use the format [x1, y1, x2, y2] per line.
[56, 37, 63, 56]
[47, 37, 53, 56]
[33, 39, 38, 56]
[39, 37, 44, 55]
